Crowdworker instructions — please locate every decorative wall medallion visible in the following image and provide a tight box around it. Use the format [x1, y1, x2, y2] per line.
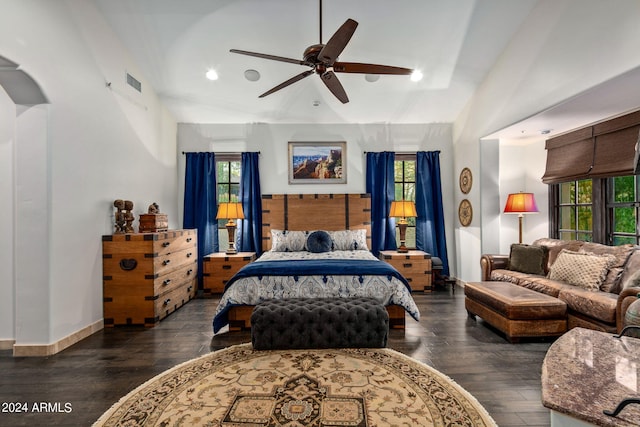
[458, 199, 473, 227]
[459, 167, 472, 194]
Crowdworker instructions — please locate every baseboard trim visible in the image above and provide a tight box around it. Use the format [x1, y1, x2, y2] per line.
[0, 339, 16, 350]
[13, 319, 104, 357]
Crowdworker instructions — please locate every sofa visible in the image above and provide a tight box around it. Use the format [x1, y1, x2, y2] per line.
[481, 238, 640, 334]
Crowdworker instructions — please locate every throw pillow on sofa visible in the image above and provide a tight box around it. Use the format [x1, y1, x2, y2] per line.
[622, 269, 640, 290]
[508, 244, 548, 275]
[548, 249, 616, 291]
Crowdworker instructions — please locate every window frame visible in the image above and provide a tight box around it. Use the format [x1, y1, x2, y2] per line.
[394, 154, 417, 249]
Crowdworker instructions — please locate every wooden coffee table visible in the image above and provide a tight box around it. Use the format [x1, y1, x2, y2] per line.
[465, 281, 568, 342]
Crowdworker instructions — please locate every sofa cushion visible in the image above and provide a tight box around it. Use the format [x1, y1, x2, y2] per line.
[533, 238, 584, 271]
[518, 276, 571, 298]
[558, 287, 618, 324]
[579, 242, 634, 293]
[490, 269, 528, 284]
[548, 249, 616, 291]
[508, 244, 548, 275]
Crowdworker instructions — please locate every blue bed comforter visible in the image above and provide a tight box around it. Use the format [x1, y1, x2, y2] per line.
[212, 257, 419, 333]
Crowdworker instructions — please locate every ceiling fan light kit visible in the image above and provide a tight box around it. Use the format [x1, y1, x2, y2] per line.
[230, 1, 414, 103]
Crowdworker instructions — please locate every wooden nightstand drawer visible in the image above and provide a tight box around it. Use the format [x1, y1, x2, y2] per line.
[203, 252, 256, 294]
[379, 250, 432, 292]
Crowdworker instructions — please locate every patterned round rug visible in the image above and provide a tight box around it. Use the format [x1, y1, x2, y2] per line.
[93, 343, 496, 426]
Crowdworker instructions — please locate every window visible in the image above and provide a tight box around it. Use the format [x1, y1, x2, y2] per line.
[216, 155, 241, 251]
[394, 155, 416, 248]
[557, 179, 593, 241]
[608, 175, 640, 245]
[551, 175, 640, 245]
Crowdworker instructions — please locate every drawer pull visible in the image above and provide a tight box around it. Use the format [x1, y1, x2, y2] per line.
[162, 279, 171, 286]
[222, 265, 232, 270]
[403, 263, 413, 268]
[162, 242, 170, 247]
[187, 237, 192, 242]
[163, 298, 171, 306]
[186, 252, 193, 258]
[187, 269, 193, 275]
[119, 258, 137, 271]
[162, 259, 171, 266]
[187, 286, 193, 292]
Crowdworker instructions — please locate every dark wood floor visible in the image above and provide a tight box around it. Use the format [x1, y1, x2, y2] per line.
[0, 285, 553, 427]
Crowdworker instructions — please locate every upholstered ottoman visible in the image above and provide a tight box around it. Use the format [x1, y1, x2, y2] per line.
[465, 281, 567, 342]
[251, 298, 389, 350]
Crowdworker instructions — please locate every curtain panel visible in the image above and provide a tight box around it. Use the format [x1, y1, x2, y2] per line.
[366, 152, 397, 256]
[237, 152, 262, 255]
[183, 152, 218, 289]
[416, 151, 450, 276]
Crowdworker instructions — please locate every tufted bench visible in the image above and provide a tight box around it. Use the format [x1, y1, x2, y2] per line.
[250, 297, 389, 350]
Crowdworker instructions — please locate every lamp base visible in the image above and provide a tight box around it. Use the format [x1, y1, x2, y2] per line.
[225, 221, 238, 255]
[397, 244, 409, 253]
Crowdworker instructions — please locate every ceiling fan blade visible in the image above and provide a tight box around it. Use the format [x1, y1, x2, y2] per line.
[259, 69, 315, 98]
[333, 62, 414, 75]
[318, 19, 358, 65]
[230, 49, 310, 66]
[321, 70, 349, 104]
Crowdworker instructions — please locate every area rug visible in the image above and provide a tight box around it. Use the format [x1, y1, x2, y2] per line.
[93, 343, 496, 426]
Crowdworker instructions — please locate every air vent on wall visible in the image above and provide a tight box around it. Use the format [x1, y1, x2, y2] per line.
[126, 72, 141, 92]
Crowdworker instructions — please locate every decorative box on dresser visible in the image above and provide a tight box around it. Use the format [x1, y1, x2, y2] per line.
[203, 252, 256, 295]
[379, 250, 432, 292]
[102, 229, 198, 327]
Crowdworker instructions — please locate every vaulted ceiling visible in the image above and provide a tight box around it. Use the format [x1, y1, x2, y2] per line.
[93, 0, 538, 124]
[93, 0, 640, 140]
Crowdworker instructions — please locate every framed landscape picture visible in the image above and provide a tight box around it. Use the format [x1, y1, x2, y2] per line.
[288, 141, 346, 184]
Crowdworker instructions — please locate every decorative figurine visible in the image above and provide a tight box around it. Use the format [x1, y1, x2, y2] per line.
[124, 200, 135, 233]
[148, 202, 160, 214]
[113, 199, 125, 234]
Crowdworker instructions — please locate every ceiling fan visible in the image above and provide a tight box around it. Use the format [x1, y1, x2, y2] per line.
[230, 0, 414, 104]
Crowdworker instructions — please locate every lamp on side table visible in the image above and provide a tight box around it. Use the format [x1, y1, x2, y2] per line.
[389, 200, 417, 253]
[216, 202, 245, 255]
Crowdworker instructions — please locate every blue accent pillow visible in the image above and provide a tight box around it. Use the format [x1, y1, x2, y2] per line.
[306, 230, 333, 253]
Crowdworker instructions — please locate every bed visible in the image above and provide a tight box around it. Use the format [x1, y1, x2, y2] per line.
[212, 193, 420, 333]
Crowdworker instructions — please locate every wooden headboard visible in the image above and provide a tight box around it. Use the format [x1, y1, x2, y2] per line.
[261, 194, 371, 252]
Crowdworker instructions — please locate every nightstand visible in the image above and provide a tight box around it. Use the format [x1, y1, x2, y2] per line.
[203, 252, 256, 295]
[379, 250, 432, 292]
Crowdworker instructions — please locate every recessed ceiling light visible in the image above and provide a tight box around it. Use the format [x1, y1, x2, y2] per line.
[312, 100, 321, 106]
[244, 69, 260, 81]
[205, 69, 218, 81]
[410, 70, 423, 82]
[365, 74, 380, 83]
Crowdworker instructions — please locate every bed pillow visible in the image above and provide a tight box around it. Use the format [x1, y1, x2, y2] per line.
[306, 230, 333, 253]
[270, 230, 308, 252]
[330, 229, 369, 251]
[548, 249, 616, 291]
[508, 244, 548, 275]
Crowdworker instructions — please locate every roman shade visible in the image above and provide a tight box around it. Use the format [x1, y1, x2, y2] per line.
[542, 110, 640, 184]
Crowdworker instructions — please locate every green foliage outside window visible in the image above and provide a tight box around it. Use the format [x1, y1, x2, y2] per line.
[394, 159, 416, 248]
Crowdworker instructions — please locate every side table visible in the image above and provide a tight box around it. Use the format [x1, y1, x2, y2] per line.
[379, 250, 432, 292]
[203, 252, 256, 295]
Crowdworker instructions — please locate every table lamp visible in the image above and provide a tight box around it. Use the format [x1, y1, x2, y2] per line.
[389, 200, 417, 253]
[503, 192, 539, 244]
[216, 202, 245, 254]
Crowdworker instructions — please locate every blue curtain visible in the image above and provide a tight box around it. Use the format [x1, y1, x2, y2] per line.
[416, 151, 449, 275]
[237, 152, 262, 255]
[366, 152, 397, 255]
[183, 152, 218, 289]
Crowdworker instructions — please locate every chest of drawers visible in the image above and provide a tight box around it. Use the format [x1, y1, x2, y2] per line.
[379, 250, 432, 292]
[102, 229, 197, 326]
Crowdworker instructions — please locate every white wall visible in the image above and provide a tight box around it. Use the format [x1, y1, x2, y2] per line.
[177, 122, 457, 271]
[0, 0, 178, 349]
[454, 0, 640, 282]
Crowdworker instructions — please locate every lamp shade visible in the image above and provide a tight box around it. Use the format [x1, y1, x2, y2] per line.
[389, 200, 417, 218]
[503, 192, 539, 214]
[216, 202, 245, 220]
